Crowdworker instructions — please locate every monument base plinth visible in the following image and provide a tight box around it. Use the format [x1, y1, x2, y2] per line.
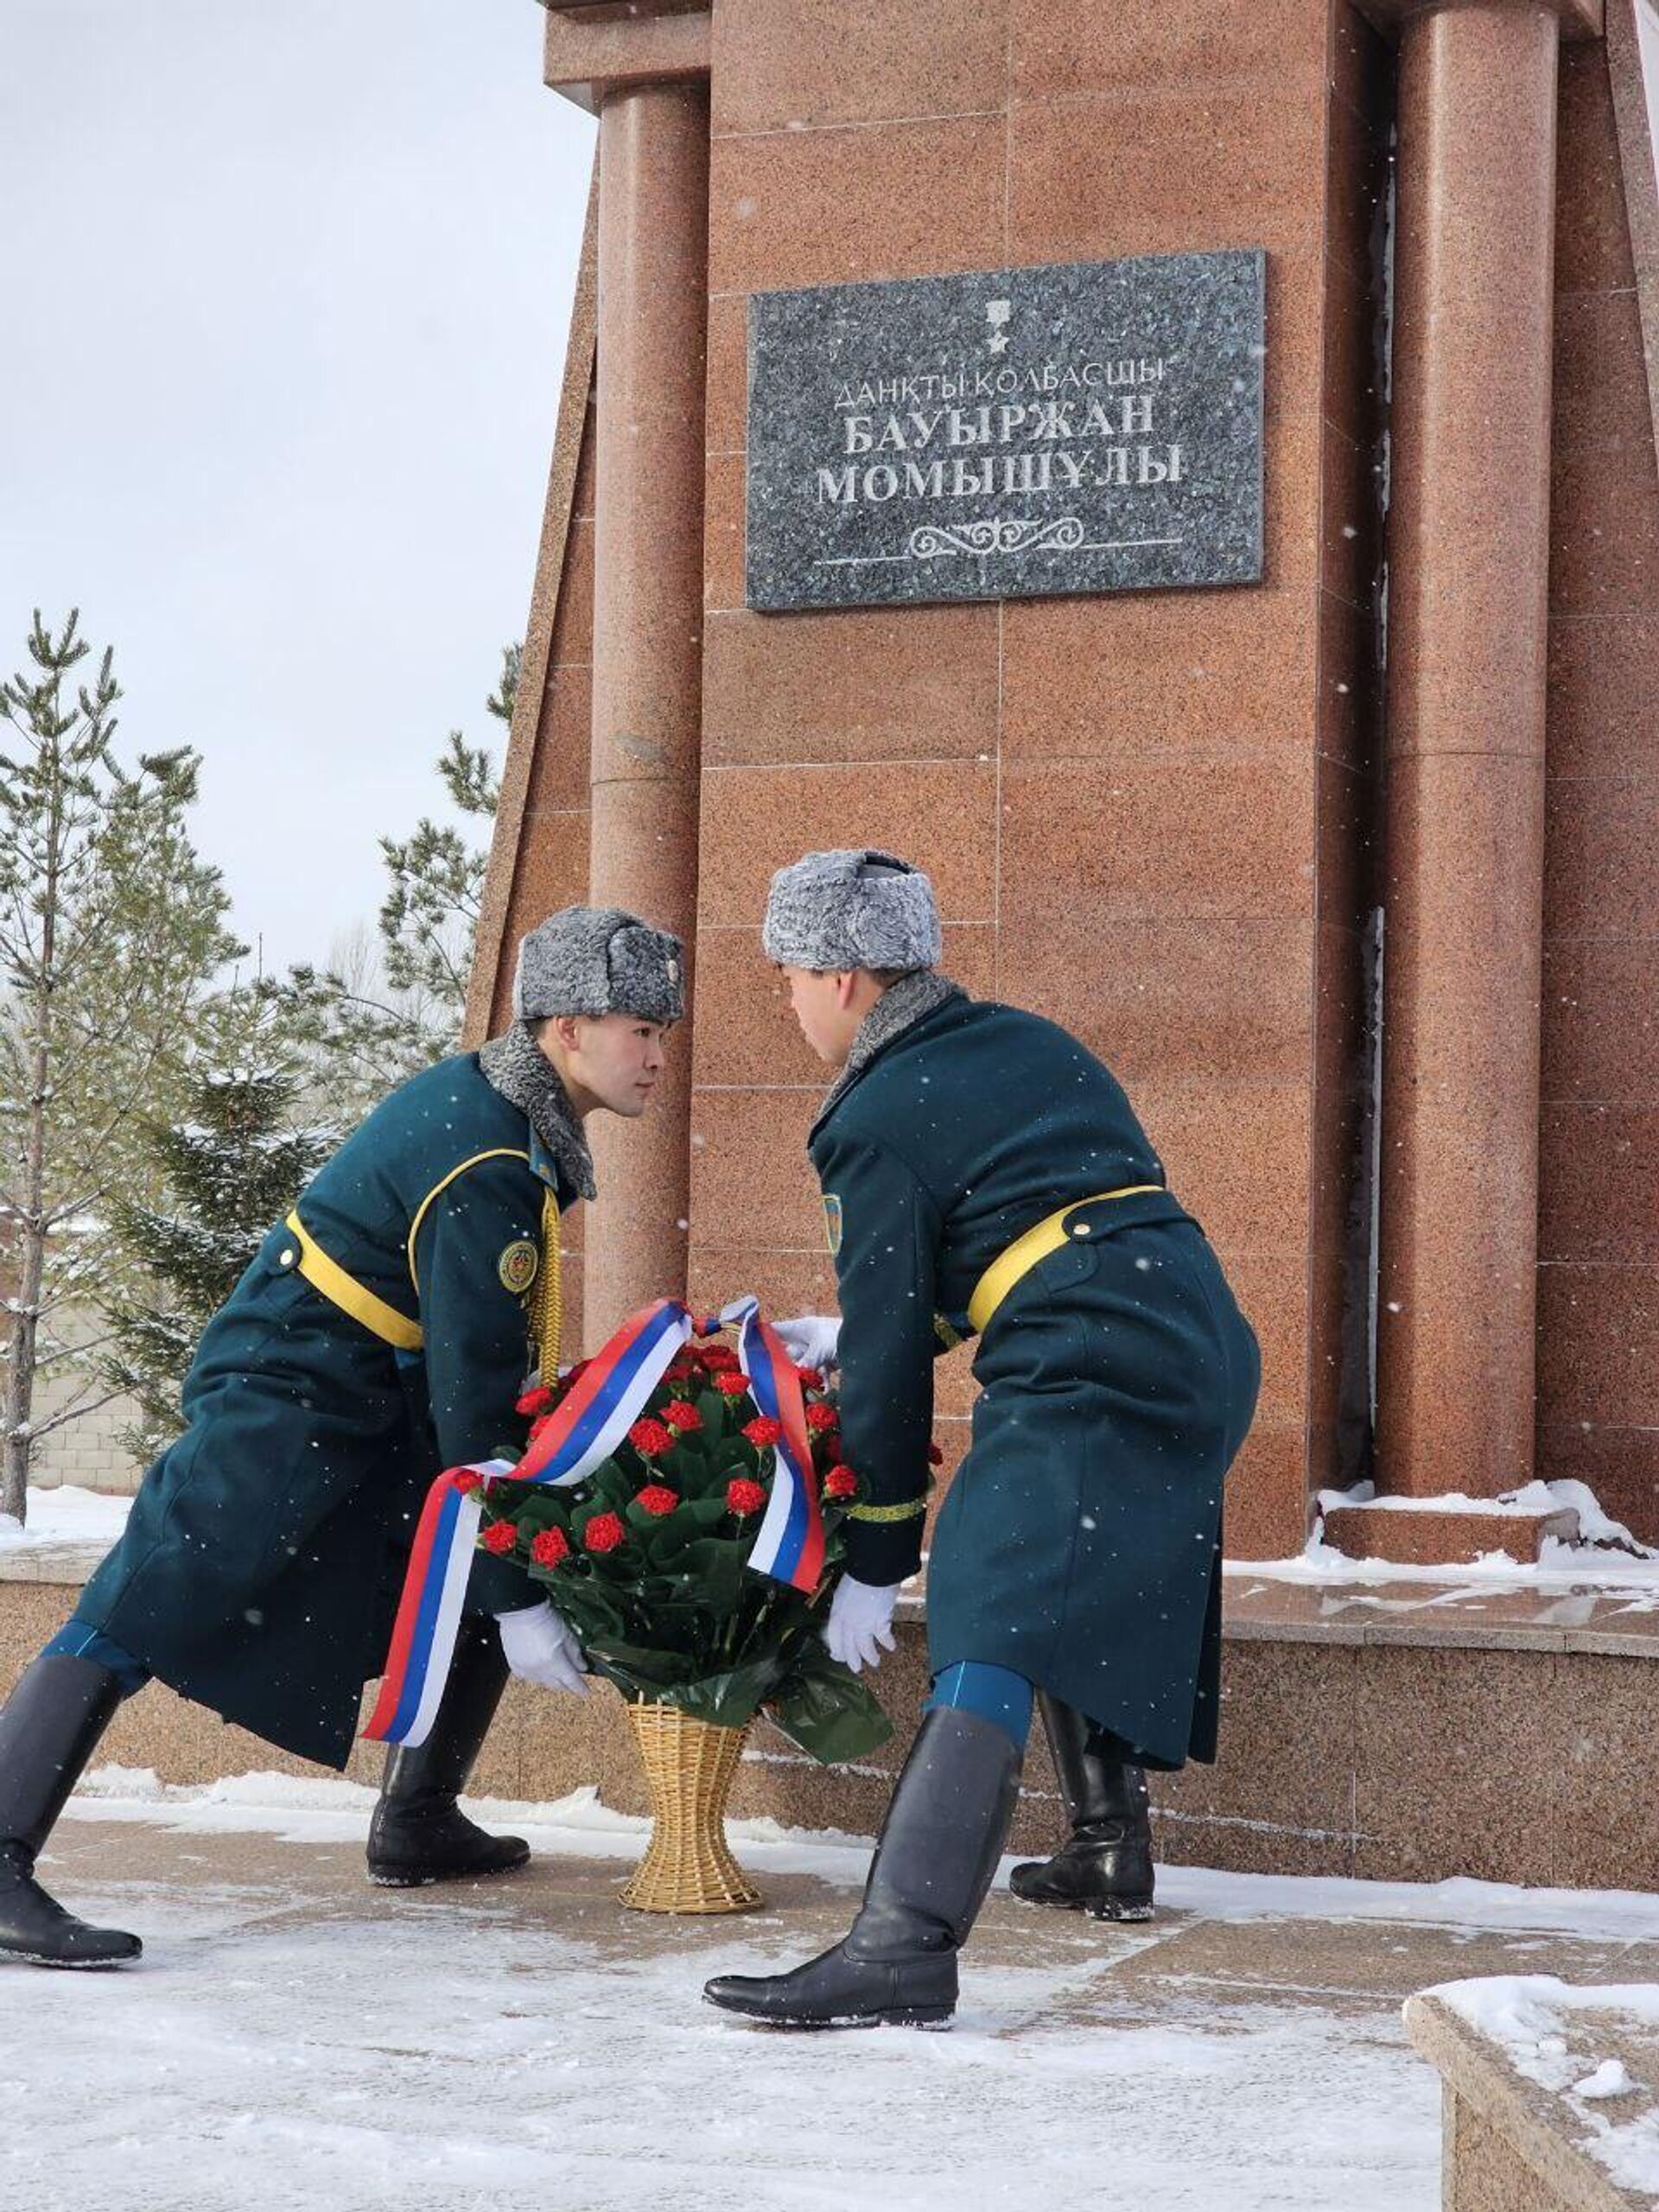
[12, 1549, 1659, 1894]
[1321, 1501, 1580, 1567]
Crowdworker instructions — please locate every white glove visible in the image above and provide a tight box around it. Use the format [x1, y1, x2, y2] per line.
[823, 1575, 899, 1675]
[497, 1600, 588, 1695]
[774, 1314, 842, 1371]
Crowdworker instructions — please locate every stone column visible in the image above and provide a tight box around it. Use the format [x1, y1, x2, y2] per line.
[585, 79, 709, 1344]
[1374, 3, 1560, 1498]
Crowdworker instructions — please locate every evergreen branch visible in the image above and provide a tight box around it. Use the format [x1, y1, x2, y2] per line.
[32, 1330, 122, 1367]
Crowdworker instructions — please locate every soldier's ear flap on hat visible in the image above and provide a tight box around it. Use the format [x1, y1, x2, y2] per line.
[605, 921, 685, 1027]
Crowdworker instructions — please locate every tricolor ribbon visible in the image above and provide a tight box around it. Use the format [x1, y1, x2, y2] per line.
[720, 1294, 826, 1595]
[364, 1294, 824, 1747]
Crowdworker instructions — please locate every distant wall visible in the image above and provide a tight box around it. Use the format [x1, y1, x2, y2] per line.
[26, 1300, 145, 1495]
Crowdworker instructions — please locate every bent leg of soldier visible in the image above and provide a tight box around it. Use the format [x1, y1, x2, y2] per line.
[0, 1623, 149, 1968]
[702, 1662, 1027, 2031]
[366, 1613, 529, 1888]
[1009, 1692, 1154, 1921]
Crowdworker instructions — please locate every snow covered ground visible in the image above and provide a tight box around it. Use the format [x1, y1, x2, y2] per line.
[5, 1773, 1659, 2212]
[0, 1484, 132, 1549]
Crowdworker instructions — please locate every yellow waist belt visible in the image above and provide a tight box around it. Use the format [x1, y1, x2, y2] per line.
[283, 1211, 423, 1353]
[966, 1185, 1167, 1337]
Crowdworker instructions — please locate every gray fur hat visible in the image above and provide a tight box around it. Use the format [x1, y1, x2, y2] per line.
[513, 905, 685, 1026]
[761, 849, 942, 973]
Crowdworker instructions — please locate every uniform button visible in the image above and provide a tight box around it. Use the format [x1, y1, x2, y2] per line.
[1072, 1223, 1091, 1236]
[278, 1249, 296, 1268]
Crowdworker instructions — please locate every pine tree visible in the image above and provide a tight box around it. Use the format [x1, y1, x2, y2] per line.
[378, 648, 511, 1007]
[100, 1062, 329, 1461]
[0, 612, 246, 1522]
[263, 644, 514, 1128]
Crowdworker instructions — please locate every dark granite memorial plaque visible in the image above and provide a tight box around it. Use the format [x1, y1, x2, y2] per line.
[746, 251, 1265, 613]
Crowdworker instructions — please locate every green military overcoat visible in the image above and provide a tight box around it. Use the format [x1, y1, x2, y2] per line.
[76, 1043, 582, 1767]
[816, 981, 1261, 1770]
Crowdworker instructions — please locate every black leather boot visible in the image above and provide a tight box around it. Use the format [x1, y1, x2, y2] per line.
[1009, 1692, 1154, 1920]
[0, 1654, 142, 1967]
[703, 1706, 1021, 2030]
[366, 1615, 529, 1887]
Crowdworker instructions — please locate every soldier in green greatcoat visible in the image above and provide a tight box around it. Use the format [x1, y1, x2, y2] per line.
[0, 906, 682, 1969]
[706, 850, 1260, 2031]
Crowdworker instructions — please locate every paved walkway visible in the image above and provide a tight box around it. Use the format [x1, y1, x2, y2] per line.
[6, 1791, 1659, 2211]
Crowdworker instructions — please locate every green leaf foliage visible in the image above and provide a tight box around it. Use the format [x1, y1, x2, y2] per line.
[766, 1639, 894, 1765]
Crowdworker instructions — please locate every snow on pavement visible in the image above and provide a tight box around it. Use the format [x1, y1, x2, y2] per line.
[6, 1771, 1659, 2212]
[66, 1765, 1659, 1944]
[0, 1867, 1433, 2212]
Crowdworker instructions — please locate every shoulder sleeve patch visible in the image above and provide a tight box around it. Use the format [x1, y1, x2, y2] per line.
[823, 1193, 843, 1256]
[498, 1238, 540, 1294]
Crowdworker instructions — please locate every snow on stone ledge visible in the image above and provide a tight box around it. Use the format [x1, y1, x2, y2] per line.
[1421, 1975, 1659, 2201]
[1226, 1478, 1659, 1592]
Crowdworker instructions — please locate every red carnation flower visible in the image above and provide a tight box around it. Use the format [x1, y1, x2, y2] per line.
[795, 1365, 823, 1391]
[516, 1384, 555, 1418]
[742, 1416, 784, 1447]
[715, 1371, 750, 1397]
[628, 1418, 673, 1459]
[927, 1441, 945, 1466]
[726, 1478, 767, 1517]
[663, 1358, 697, 1386]
[636, 1484, 679, 1517]
[451, 1469, 485, 1495]
[663, 1400, 702, 1433]
[531, 1527, 571, 1568]
[582, 1512, 626, 1554]
[564, 1359, 592, 1384]
[481, 1520, 518, 1556]
[824, 1465, 858, 1500]
[700, 1344, 741, 1372]
[804, 1402, 838, 1433]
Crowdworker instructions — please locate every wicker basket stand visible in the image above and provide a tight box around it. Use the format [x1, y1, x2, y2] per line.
[618, 1700, 762, 1914]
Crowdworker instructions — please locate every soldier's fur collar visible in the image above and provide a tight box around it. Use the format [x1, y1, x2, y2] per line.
[478, 1025, 597, 1202]
[819, 969, 967, 1122]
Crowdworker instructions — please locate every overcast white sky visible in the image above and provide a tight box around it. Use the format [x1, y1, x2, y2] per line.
[2, 2, 594, 974]
[1642, 1, 1659, 143]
